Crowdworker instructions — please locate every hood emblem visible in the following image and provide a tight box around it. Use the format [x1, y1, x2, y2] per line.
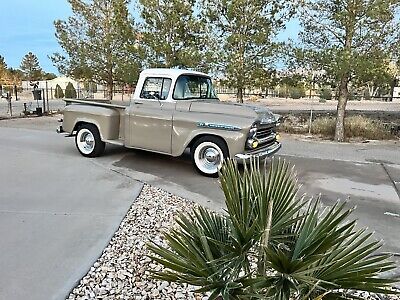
[197, 122, 241, 131]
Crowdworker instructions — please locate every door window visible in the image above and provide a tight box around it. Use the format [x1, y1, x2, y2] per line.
[140, 77, 172, 100]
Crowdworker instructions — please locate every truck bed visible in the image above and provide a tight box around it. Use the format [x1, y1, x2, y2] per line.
[64, 98, 129, 109]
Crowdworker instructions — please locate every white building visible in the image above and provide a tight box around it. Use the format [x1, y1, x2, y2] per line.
[22, 77, 80, 90]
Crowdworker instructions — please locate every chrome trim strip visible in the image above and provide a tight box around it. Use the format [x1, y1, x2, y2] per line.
[196, 122, 241, 131]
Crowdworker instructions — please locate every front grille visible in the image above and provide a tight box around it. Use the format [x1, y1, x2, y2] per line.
[256, 125, 274, 139]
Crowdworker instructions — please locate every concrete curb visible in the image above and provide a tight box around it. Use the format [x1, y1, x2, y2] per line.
[62, 181, 144, 299]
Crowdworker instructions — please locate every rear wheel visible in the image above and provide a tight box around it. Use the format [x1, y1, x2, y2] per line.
[75, 124, 105, 157]
[191, 136, 228, 177]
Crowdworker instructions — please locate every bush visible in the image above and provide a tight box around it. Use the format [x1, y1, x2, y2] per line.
[65, 82, 77, 98]
[320, 87, 332, 100]
[289, 86, 306, 99]
[148, 159, 398, 299]
[311, 115, 392, 139]
[54, 84, 64, 99]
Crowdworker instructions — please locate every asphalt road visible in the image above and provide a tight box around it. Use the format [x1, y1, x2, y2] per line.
[0, 116, 399, 299]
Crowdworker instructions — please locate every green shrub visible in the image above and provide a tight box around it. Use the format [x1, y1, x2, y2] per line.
[320, 87, 332, 100]
[148, 159, 398, 299]
[54, 84, 64, 99]
[289, 86, 306, 99]
[65, 82, 77, 98]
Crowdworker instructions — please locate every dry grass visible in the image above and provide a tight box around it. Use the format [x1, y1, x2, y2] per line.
[281, 115, 394, 140]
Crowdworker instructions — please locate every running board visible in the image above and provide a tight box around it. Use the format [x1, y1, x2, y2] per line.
[104, 139, 124, 146]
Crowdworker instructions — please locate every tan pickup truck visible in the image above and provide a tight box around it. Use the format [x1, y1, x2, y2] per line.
[58, 69, 281, 176]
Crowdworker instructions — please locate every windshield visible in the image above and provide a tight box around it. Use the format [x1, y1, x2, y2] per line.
[173, 75, 218, 100]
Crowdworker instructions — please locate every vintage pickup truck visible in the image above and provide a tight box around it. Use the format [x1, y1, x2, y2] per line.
[58, 69, 281, 176]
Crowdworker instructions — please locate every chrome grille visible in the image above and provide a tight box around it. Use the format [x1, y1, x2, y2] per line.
[255, 123, 276, 146]
[256, 124, 275, 140]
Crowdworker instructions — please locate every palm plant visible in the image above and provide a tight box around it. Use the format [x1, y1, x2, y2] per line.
[147, 159, 398, 299]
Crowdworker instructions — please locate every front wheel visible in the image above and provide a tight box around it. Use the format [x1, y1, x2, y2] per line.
[75, 124, 105, 157]
[191, 136, 228, 177]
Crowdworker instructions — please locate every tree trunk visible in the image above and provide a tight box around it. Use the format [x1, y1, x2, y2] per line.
[389, 78, 396, 102]
[237, 87, 243, 103]
[334, 75, 349, 142]
[107, 82, 113, 100]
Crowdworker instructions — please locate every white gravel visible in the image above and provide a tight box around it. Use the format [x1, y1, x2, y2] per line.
[67, 184, 204, 300]
[67, 183, 399, 300]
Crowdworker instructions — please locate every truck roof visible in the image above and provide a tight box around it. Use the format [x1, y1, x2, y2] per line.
[140, 68, 209, 78]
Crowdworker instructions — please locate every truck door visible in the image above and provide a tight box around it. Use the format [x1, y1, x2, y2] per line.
[127, 77, 174, 154]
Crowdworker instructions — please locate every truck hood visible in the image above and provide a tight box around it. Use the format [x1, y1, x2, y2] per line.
[189, 100, 277, 124]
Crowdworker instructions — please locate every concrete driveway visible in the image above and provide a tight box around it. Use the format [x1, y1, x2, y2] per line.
[0, 126, 142, 300]
[0, 117, 399, 299]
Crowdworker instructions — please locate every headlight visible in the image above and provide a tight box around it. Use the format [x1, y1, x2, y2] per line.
[247, 138, 259, 149]
[246, 125, 259, 149]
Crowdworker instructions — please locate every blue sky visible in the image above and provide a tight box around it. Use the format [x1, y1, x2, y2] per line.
[0, 1, 299, 74]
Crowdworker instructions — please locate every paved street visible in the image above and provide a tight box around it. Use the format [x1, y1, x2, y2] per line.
[0, 116, 399, 299]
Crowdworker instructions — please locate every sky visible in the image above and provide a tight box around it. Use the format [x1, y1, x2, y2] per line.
[0, 0, 300, 74]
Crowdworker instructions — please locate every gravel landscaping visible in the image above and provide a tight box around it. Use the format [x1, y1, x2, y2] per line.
[67, 183, 399, 300]
[67, 184, 205, 300]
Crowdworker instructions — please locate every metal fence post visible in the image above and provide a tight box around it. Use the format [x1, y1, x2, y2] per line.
[42, 89, 46, 113]
[46, 81, 49, 112]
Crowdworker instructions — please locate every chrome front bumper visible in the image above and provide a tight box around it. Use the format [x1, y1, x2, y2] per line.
[234, 142, 281, 162]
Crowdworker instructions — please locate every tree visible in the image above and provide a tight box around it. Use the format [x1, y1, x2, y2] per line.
[299, 0, 400, 141]
[52, 0, 142, 99]
[138, 0, 208, 70]
[65, 82, 77, 98]
[0, 55, 7, 83]
[20, 52, 42, 81]
[54, 84, 64, 99]
[148, 159, 398, 299]
[42, 72, 57, 80]
[202, 0, 293, 103]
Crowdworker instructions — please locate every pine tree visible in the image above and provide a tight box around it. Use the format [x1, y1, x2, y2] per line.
[202, 0, 294, 103]
[55, 84, 64, 99]
[20, 52, 42, 81]
[138, 0, 208, 70]
[0, 55, 7, 83]
[65, 82, 77, 98]
[52, 0, 142, 99]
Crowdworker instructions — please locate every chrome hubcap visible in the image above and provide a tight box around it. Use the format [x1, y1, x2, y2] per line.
[195, 142, 223, 174]
[204, 148, 220, 163]
[77, 129, 95, 154]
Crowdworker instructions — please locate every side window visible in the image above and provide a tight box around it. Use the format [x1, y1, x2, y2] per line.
[140, 77, 172, 100]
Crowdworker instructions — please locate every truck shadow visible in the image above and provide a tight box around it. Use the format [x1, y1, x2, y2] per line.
[112, 147, 225, 202]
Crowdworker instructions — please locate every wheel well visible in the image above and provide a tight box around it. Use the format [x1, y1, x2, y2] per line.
[188, 134, 230, 156]
[73, 121, 95, 132]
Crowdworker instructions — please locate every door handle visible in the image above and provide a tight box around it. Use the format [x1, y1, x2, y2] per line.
[134, 101, 143, 105]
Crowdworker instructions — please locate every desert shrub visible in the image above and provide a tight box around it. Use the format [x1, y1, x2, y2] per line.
[311, 116, 336, 136]
[311, 115, 392, 139]
[289, 86, 306, 99]
[320, 87, 332, 100]
[345, 115, 392, 139]
[65, 82, 77, 98]
[54, 84, 64, 99]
